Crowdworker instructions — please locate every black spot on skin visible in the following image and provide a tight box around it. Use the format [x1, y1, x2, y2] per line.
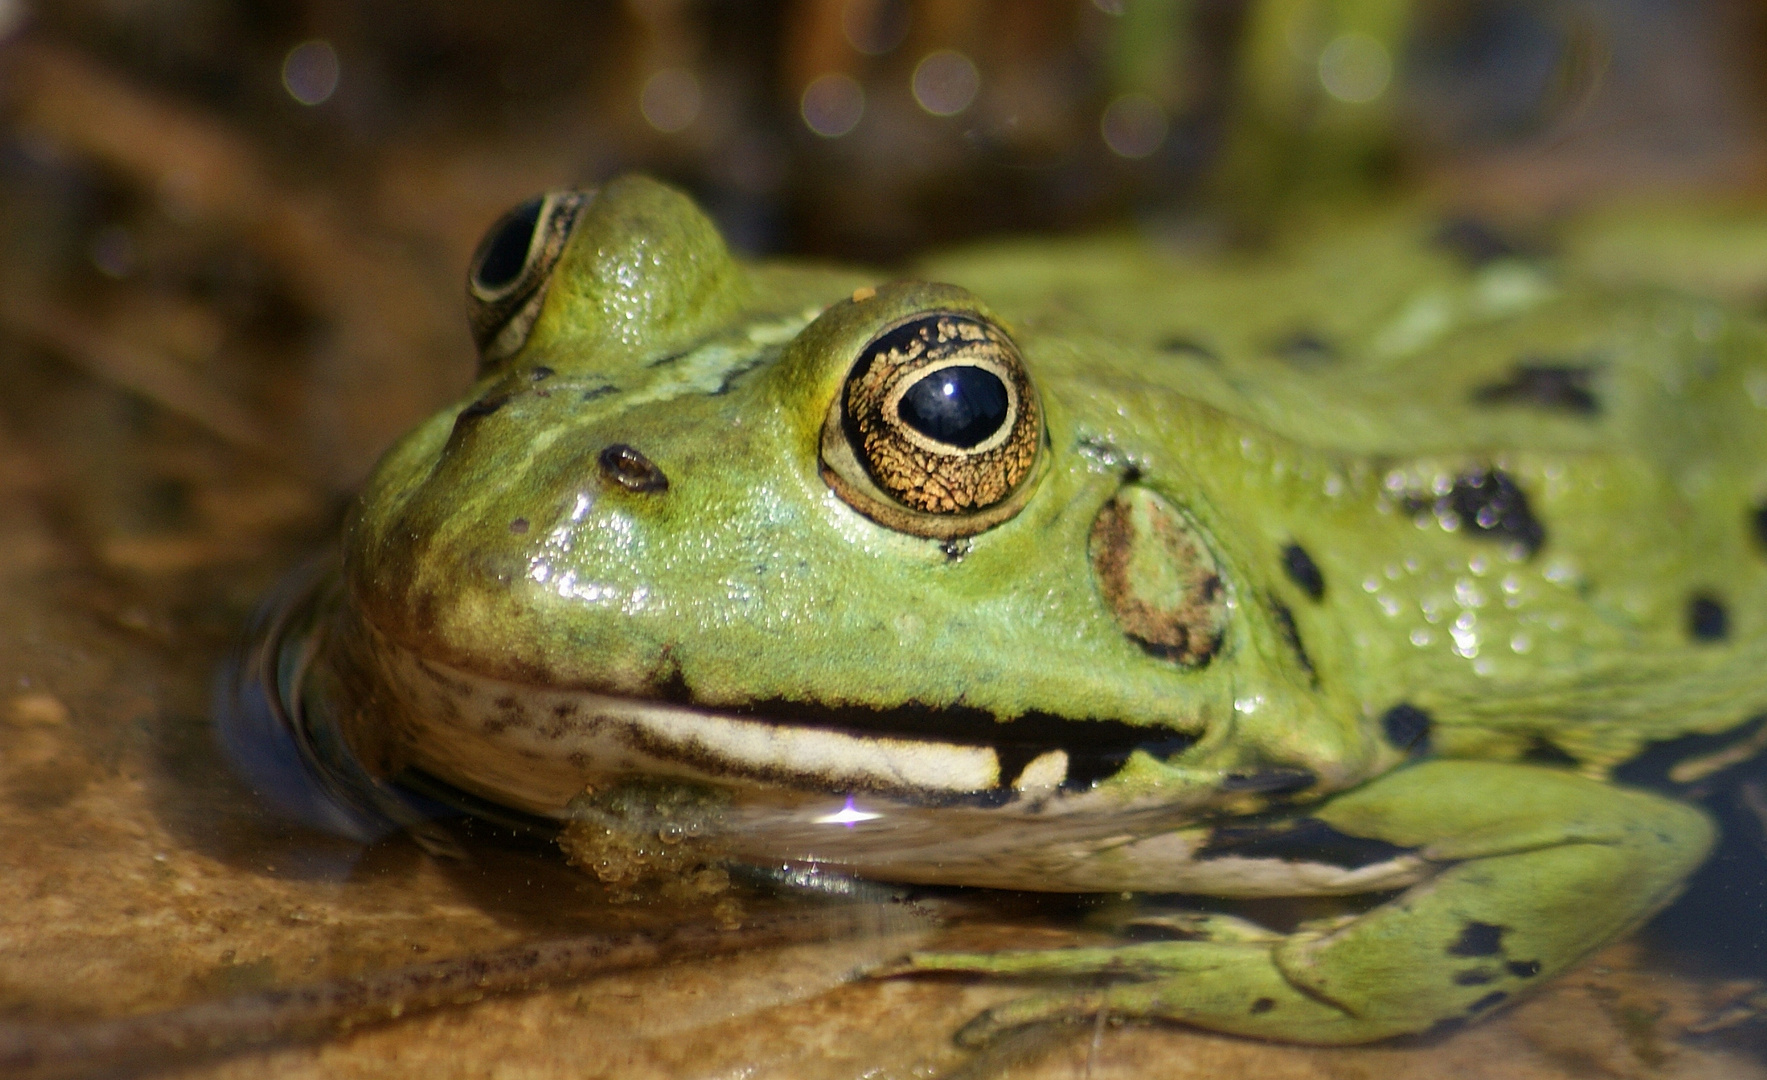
[1448, 922, 1506, 957]
[1281, 543, 1326, 601]
[1450, 470, 1545, 554]
[1454, 969, 1497, 986]
[582, 384, 618, 402]
[1405, 469, 1546, 556]
[530, 366, 555, 381]
[940, 539, 970, 562]
[1250, 997, 1276, 1014]
[1382, 704, 1433, 756]
[1158, 337, 1221, 363]
[708, 352, 773, 396]
[1754, 504, 1767, 551]
[1614, 715, 1767, 790]
[599, 444, 670, 493]
[1507, 960, 1542, 978]
[1689, 594, 1729, 641]
[1433, 216, 1528, 268]
[1269, 600, 1318, 684]
[1414, 1017, 1468, 1041]
[1221, 768, 1318, 795]
[1272, 330, 1337, 365]
[454, 394, 510, 426]
[1522, 737, 1579, 768]
[509, 518, 530, 534]
[1468, 990, 1509, 1014]
[1471, 362, 1601, 416]
[1196, 818, 1416, 869]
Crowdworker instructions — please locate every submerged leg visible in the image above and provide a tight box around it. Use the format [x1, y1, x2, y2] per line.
[895, 760, 1714, 1045]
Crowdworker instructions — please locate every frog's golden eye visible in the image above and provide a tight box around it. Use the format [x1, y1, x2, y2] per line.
[466, 189, 593, 366]
[821, 312, 1043, 539]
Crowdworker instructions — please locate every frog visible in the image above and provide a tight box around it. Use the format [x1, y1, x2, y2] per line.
[304, 173, 1767, 1046]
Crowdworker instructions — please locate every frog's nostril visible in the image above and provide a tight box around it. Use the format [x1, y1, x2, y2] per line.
[598, 444, 670, 493]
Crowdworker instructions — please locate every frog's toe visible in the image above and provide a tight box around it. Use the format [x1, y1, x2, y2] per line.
[891, 939, 1242, 980]
[892, 940, 1404, 1045]
[953, 988, 1106, 1047]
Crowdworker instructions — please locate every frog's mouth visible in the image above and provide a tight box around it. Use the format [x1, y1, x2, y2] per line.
[634, 695, 1203, 805]
[366, 631, 1207, 815]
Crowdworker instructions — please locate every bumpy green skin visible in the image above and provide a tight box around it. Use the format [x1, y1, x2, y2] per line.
[346, 176, 1767, 1043]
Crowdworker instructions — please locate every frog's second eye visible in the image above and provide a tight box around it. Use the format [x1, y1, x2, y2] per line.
[822, 312, 1043, 539]
[466, 189, 593, 366]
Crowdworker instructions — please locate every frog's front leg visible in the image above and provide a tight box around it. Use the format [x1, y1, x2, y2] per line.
[896, 760, 1714, 1045]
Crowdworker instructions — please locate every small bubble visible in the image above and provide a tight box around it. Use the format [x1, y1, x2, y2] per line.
[1510, 633, 1532, 654]
[801, 73, 865, 137]
[641, 68, 702, 133]
[282, 40, 340, 106]
[1100, 93, 1168, 158]
[1318, 32, 1391, 104]
[912, 50, 979, 116]
[1410, 628, 1433, 647]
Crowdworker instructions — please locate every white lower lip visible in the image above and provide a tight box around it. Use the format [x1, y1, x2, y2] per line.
[361, 627, 1057, 814]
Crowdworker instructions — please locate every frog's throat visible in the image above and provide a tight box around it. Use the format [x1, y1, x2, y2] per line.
[343, 626, 1203, 818]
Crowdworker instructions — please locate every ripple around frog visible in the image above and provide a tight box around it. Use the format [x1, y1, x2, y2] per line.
[213, 556, 453, 846]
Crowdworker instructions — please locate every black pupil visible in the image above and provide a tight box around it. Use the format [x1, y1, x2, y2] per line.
[897, 366, 1009, 448]
[473, 198, 543, 290]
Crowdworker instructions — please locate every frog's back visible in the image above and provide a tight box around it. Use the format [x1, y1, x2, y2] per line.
[924, 212, 1767, 773]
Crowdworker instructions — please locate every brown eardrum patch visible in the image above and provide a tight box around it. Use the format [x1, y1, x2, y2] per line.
[1089, 485, 1230, 666]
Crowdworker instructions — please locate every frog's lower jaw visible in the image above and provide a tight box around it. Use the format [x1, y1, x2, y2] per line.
[895, 760, 1715, 1045]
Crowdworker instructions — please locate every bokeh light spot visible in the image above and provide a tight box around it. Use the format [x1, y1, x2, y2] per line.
[1318, 32, 1392, 103]
[641, 68, 702, 133]
[842, 0, 909, 56]
[1101, 93, 1168, 158]
[801, 74, 865, 138]
[911, 50, 979, 117]
[282, 40, 340, 106]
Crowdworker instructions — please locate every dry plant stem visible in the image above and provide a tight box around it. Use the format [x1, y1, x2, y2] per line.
[1, 37, 473, 484]
[0, 905, 923, 1080]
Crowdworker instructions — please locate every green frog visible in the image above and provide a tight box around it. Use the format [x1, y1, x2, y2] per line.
[310, 175, 1767, 1044]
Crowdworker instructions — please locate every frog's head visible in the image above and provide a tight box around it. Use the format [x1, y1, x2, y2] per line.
[342, 176, 1369, 850]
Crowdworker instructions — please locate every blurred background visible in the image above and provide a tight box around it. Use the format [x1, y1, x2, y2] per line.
[6, 5, 1767, 1075]
[2, 0, 1764, 494]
